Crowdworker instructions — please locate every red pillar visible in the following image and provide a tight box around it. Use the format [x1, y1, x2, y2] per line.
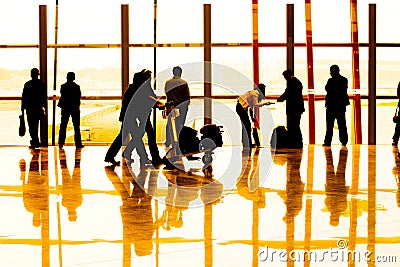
[305, 0, 315, 144]
[252, 0, 260, 129]
[350, 0, 362, 144]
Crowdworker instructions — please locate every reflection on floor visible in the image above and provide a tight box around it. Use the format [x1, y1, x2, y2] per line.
[0, 145, 399, 267]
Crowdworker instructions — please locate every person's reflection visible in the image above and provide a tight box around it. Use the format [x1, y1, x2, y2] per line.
[324, 147, 349, 226]
[278, 150, 304, 223]
[236, 148, 266, 208]
[59, 148, 83, 221]
[104, 164, 161, 256]
[160, 169, 223, 230]
[22, 149, 48, 227]
[392, 147, 400, 207]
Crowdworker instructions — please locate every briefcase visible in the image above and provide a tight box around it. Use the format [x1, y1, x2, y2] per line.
[19, 113, 26, 137]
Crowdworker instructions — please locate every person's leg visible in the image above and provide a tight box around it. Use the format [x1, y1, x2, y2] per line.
[393, 122, 400, 145]
[58, 110, 70, 147]
[145, 116, 161, 161]
[236, 102, 252, 147]
[287, 114, 302, 148]
[127, 119, 150, 165]
[174, 102, 189, 144]
[165, 123, 171, 146]
[323, 110, 335, 146]
[336, 111, 348, 146]
[71, 109, 83, 147]
[27, 112, 40, 147]
[105, 126, 123, 162]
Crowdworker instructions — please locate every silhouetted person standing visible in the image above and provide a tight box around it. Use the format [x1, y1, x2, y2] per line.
[105, 70, 163, 167]
[392, 82, 400, 146]
[21, 68, 46, 149]
[58, 72, 84, 149]
[324, 147, 348, 226]
[236, 84, 271, 148]
[323, 65, 350, 147]
[164, 66, 190, 147]
[277, 69, 305, 148]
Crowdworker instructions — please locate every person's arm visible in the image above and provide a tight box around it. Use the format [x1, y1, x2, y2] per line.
[21, 84, 26, 112]
[184, 82, 190, 100]
[397, 82, 400, 99]
[41, 83, 47, 114]
[78, 84, 82, 107]
[344, 77, 350, 106]
[277, 89, 287, 102]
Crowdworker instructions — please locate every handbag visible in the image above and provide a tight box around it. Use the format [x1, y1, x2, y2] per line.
[19, 112, 26, 137]
[394, 106, 400, 123]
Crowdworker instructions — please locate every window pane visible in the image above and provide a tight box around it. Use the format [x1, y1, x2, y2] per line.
[57, 1, 121, 44]
[56, 49, 121, 96]
[155, 48, 203, 95]
[212, 0, 252, 43]
[212, 47, 253, 95]
[0, 1, 38, 44]
[157, 0, 203, 43]
[311, 0, 350, 43]
[0, 49, 39, 96]
[259, 0, 306, 43]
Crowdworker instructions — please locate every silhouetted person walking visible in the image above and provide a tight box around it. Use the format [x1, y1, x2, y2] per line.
[105, 70, 163, 166]
[324, 147, 348, 226]
[277, 69, 305, 148]
[392, 82, 400, 146]
[21, 68, 46, 149]
[58, 72, 84, 149]
[323, 65, 350, 147]
[164, 66, 190, 147]
[123, 69, 164, 167]
[236, 84, 271, 148]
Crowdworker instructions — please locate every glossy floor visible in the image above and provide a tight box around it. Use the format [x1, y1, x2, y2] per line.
[0, 145, 399, 267]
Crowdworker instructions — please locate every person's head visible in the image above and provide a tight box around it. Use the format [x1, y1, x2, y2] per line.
[330, 65, 340, 77]
[32, 213, 41, 227]
[66, 72, 75, 81]
[134, 239, 153, 256]
[282, 69, 294, 80]
[141, 69, 152, 81]
[256, 83, 266, 98]
[68, 210, 77, 221]
[31, 68, 40, 79]
[172, 66, 182, 77]
[330, 212, 340, 226]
